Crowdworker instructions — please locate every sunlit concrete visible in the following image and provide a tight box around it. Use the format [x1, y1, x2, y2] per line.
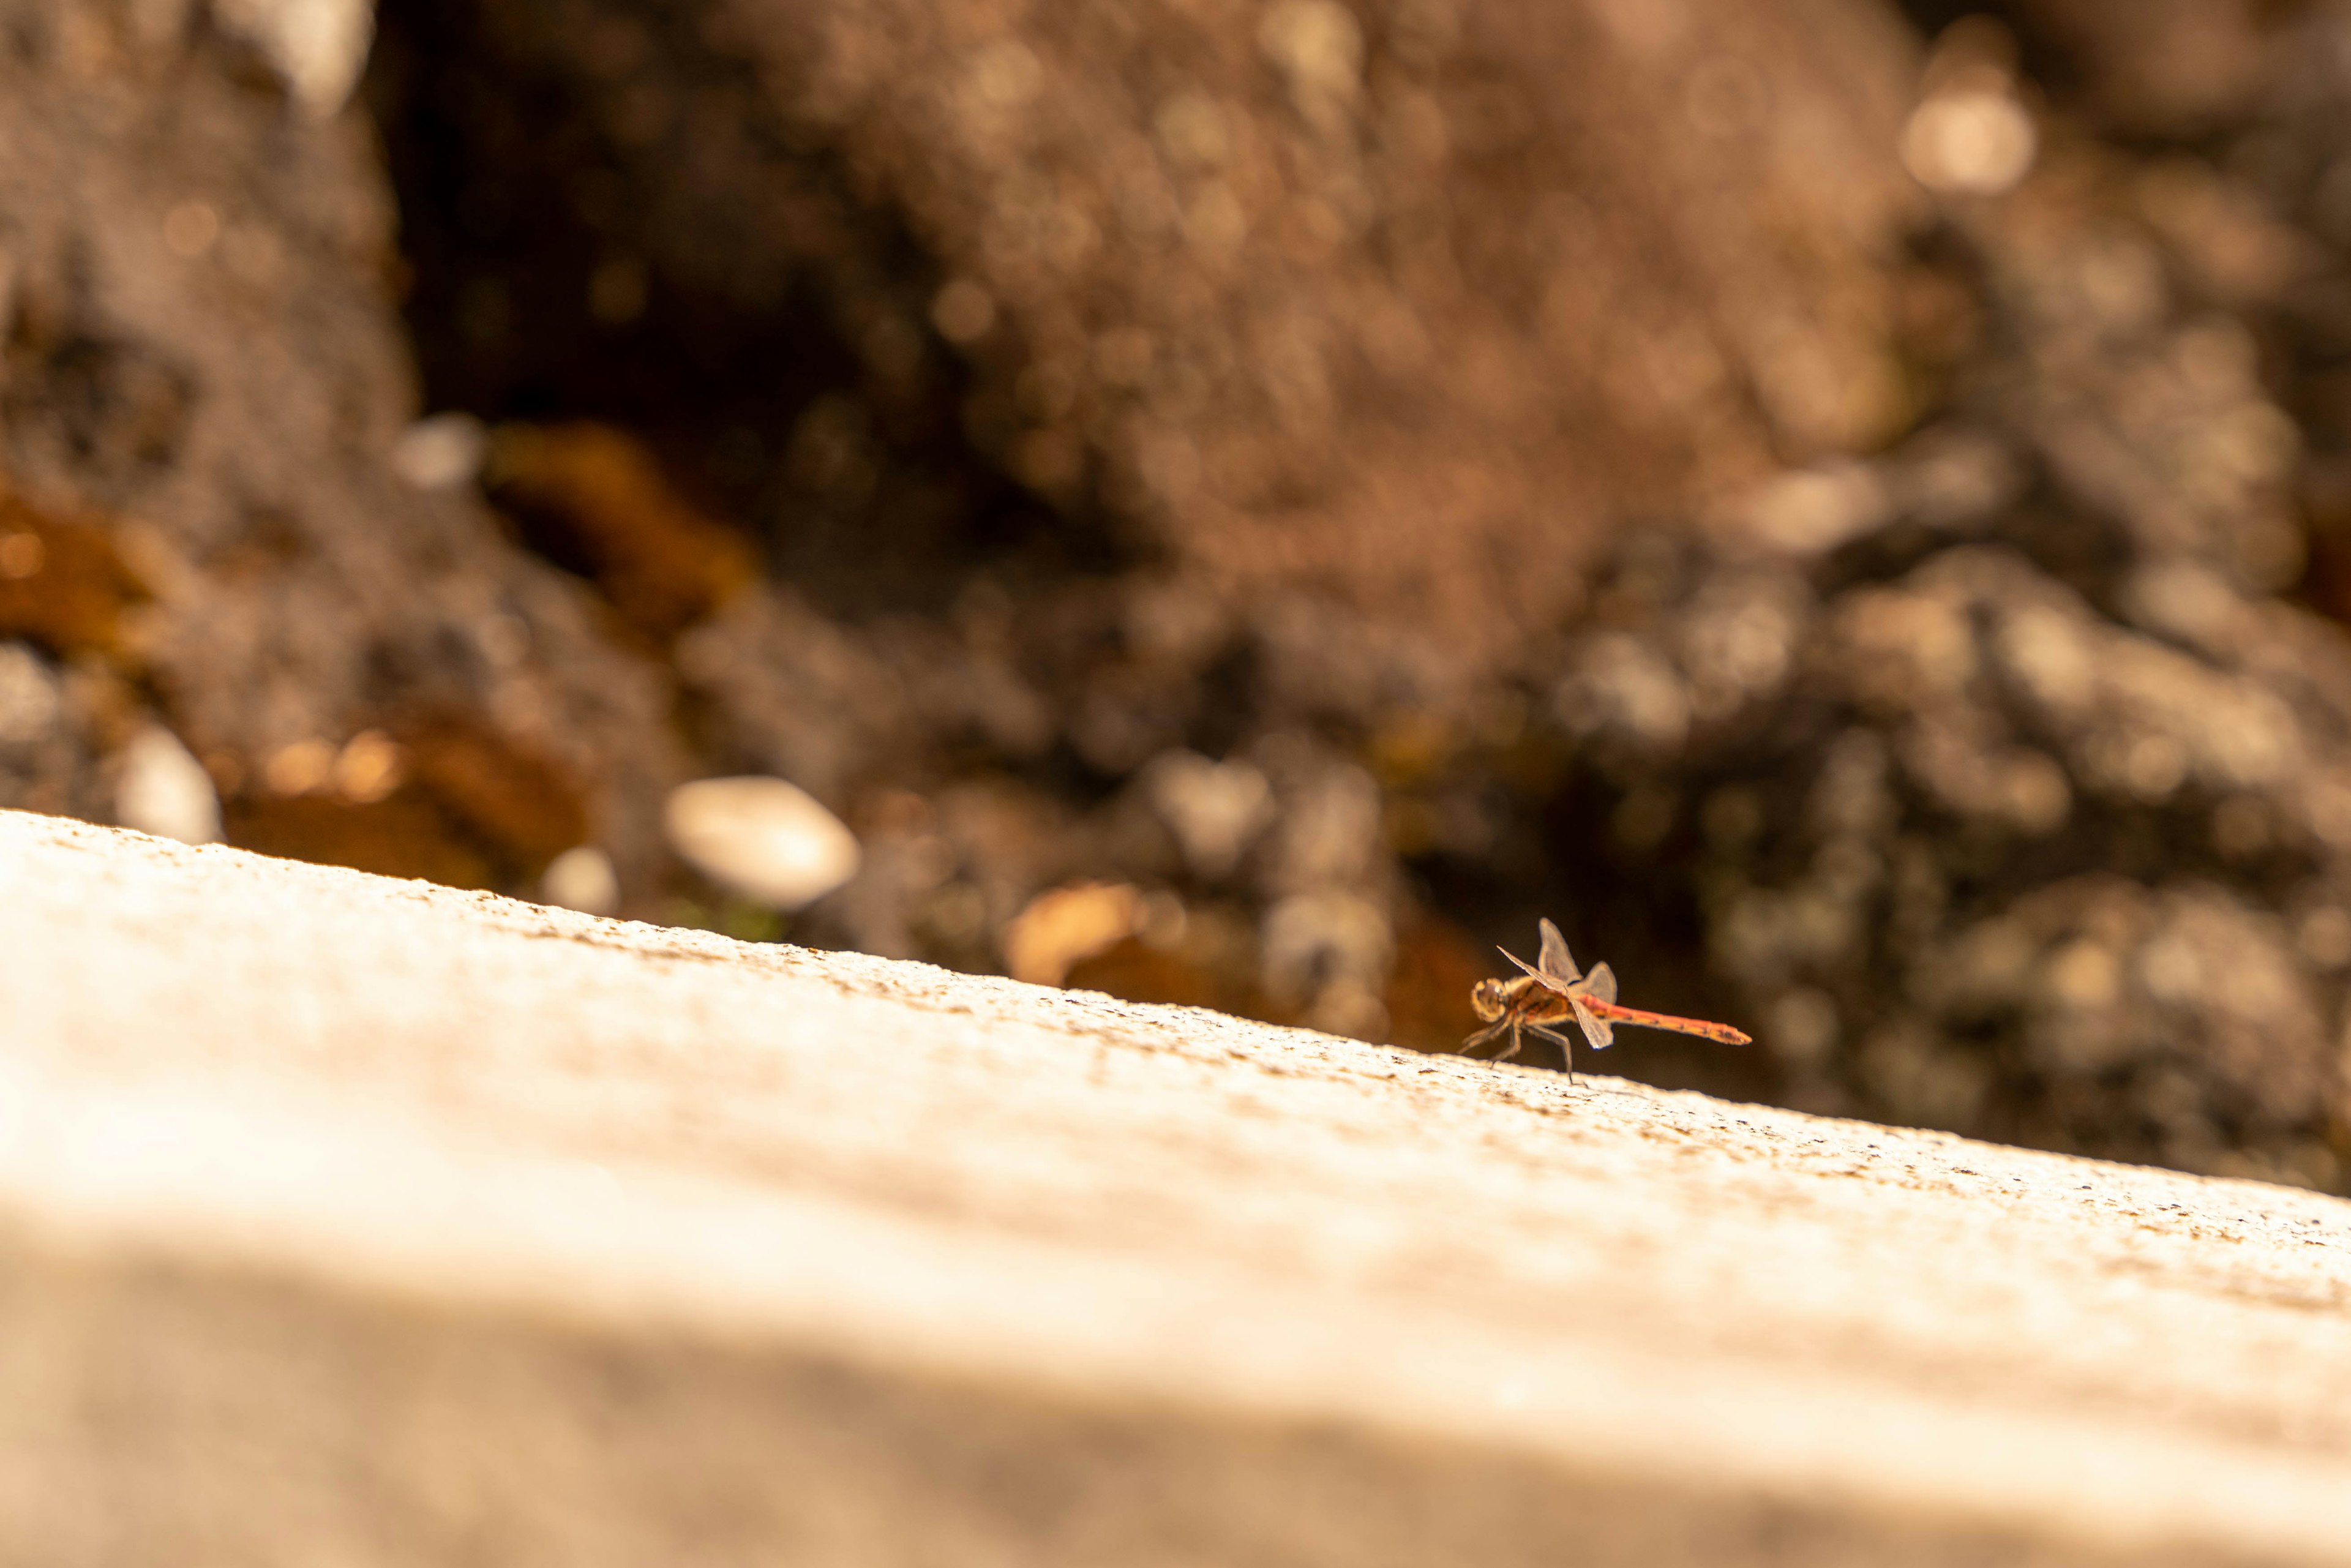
[1, 810, 2345, 1566]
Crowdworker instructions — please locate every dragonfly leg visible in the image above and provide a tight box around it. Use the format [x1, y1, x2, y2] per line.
[1528, 1024, 1579, 1082]
[1459, 1018, 1513, 1059]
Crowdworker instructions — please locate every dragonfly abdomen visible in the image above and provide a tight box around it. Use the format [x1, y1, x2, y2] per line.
[1586, 1000, 1752, 1046]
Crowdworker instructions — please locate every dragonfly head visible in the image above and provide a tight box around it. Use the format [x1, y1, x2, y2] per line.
[1469, 977, 1510, 1022]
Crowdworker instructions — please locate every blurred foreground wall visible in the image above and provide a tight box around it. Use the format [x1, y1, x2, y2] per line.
[4, 812, 2350, 1566]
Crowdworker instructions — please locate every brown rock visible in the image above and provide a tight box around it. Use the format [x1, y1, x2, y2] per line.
[0, 0, 682, 893]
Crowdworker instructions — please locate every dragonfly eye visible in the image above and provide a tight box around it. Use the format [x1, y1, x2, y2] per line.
[1469, 978, 1507, 1021]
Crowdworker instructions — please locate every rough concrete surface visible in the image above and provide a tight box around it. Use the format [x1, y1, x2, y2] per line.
[1, 807, 2348, 1566]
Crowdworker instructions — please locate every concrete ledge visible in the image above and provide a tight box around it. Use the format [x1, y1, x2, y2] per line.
[1, 810, 2347, 1565]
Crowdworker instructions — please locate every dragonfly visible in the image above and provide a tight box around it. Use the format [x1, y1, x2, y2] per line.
[1464, 918, 1751, 1078]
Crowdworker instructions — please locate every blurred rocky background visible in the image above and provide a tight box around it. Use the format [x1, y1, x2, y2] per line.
[8, 0, 2351, 1191]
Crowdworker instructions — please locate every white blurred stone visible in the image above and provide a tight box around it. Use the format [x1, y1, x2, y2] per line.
[116, 725, 220, 845]
[541, 846, 621, 917]
[664, 777, 860, 911]
[1745, 462, 1891, 555]
[212, 0, 375, 117]
[1260, 0, 1362, 130]
[1260, 890, 1390, 1006]
[390, 414, 488, 492]
[1902, 88, 2036, 197]
[0, 645, 61, 747]
[1141, 749, 1273, 881]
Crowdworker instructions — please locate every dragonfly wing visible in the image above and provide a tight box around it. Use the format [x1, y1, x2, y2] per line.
[1499, 947, 1578, 999]
[1537, 918, 1582, 983]
[1570, 995, 1614, 1050]
[1583, 961, 1618, 1006]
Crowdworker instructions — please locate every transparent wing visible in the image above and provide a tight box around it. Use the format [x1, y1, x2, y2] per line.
[1501, 947, 1577, 999]
[1537, 918, 1581, 982]
[1582, 961, 1618, 1006]
[1571, 995, 1614, 1050]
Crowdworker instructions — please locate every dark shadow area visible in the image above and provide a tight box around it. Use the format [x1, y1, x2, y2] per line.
[365, 0, 1121, 619]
